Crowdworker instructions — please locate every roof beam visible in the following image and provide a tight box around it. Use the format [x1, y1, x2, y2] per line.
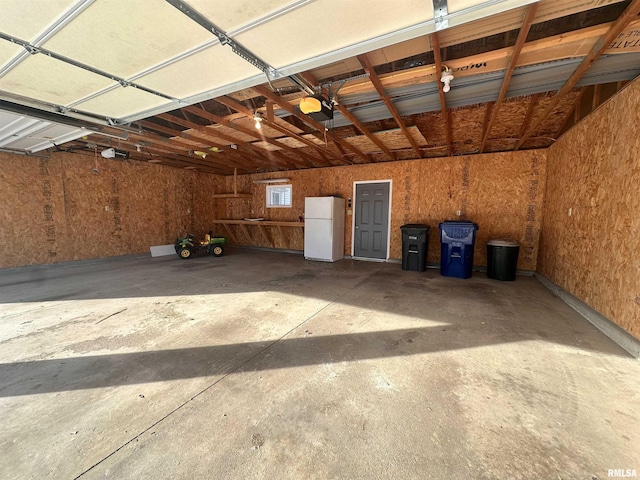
[253, 84, 371, 164]
[157, 113, 295, 170]
[430, 32, 452, 156]
[138, 121, 264, 171]
[357, 54, 422, 158]
[183, 105, 320, 168]
[298, 70, 396, 161]
[518, 93, 541, 141]
[515, 0, 640, 150]
[134, 123, 252, 171]
[213, 96, 341, 166]
[480, 3, 538, 153]
[127, 132, 243, 173]
[87, 137, 223, 173]
[284, 71, 376, 164]
[334, 104, 395, 161]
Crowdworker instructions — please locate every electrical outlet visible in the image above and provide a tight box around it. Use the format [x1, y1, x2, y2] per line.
[105, 206, 110, 212]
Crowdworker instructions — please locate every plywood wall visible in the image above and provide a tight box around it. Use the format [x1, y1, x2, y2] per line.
[219, 150, 546, 270]
[539, 77, 640, 339]
[0, 151, 223, 269]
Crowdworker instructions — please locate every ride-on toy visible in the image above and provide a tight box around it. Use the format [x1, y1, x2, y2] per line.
[174, 231, 226, 259]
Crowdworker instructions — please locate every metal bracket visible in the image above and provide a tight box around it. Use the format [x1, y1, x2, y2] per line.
[166, 0, 276, 77]
[433, 0, 449, 31]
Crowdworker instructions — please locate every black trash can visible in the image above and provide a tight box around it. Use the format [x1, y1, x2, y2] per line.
[438, 221, 479, 279]
[487, 238, 520, 281]
[401, 224, 430, 272]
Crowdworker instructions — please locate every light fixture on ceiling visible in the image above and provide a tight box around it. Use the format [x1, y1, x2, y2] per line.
[192, 150, 207, 159]
[441, 66, 454, 93]
[253, 111, 263, 130]
[101, 147, 129, 159]
[253, 178, 290, 184]
[101, 147, 115, 158]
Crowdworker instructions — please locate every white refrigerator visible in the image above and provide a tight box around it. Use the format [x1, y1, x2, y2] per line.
[304, 196, 345, 262]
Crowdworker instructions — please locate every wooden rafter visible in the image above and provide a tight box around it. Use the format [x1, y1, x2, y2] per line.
[213, 96, 343, 166]
[518, 93, 541, 140]
[252, 84, 370, 164]
[298, 69, 396, 161]
[431, 32, 452, 156]
[334, 104, 395, 161]
[127, 133, 238, 173]
[88, 136, 222, 173]
[480, 3, 538, 153]
[295, 71, 388, 163]
[558, 88, 587, 136]
[157, 113, 298, 170]
[515, 0, 640, 149]
[183, 105, 322, 168]
[141, 118, 268, 169]
[480, 103, 493, 150]
[118, 125, 238, 171]
[133, 124, 251, 172]
[357, 54, 422, 159]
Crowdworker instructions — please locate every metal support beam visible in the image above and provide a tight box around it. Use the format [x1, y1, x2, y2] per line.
[165, 0, 275, 77]
[433, 0, 449, 31]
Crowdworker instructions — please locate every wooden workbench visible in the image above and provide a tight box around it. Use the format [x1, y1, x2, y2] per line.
[211, 219, 304, 250]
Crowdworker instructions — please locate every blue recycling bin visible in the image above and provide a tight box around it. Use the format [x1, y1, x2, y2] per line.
[438, 221, 479, 279]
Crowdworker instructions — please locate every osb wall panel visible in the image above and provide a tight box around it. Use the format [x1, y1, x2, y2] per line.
[219, 150, 546, 269]
[539, 78, 640, 339]
[0, 152, 223, 269]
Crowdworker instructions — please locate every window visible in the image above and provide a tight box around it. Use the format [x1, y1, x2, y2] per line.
[266, 184, 292, 208]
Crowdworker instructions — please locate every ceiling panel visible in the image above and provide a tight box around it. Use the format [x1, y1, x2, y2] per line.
[135, 44, 261, 99]
[0, 53, 114, 105]
[73, 86, 172, 119]
[0, 0, 77, 41]
[41, 0, 213, 78]
[234, 0, 434, 69]
[0, 110, 86, 152]
[186, 0, 298, 32]
[0, 42, 23, 71]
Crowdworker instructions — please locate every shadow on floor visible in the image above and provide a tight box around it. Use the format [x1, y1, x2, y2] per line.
[0, 321, 629, 398]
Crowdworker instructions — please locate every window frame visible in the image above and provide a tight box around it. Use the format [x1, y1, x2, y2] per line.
[266, 184, 292, 208]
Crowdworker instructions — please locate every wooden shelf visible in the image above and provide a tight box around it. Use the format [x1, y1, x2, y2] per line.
[213, 168, 252, 199]
[212, 220, 304, 227]
[210, 193, 252, 199]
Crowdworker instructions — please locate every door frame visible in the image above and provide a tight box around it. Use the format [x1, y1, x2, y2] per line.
[351, 179, 393, 261]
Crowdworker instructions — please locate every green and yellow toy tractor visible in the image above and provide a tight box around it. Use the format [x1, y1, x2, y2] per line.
[174, 231, 226, 259]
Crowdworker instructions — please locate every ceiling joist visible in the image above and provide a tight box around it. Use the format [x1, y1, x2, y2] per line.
[252, 84, 370, 164]
[516, 0, 640, 149]
[480, 3, 538, 153]
[430, 32, 452, 157]
[357, 54, 422, 158]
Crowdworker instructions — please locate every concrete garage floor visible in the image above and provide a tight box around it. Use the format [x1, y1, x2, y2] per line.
[1, 249, 639, 480]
